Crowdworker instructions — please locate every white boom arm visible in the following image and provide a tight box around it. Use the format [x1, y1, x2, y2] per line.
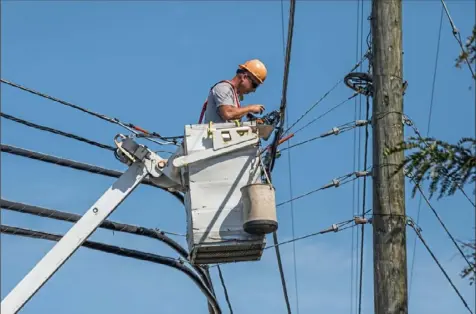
[1, 137, 167, 314]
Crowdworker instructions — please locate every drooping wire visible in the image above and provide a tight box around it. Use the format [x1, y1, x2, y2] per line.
[0, 198, 221, 292]
[280, 0, 300, 312]
[409, 5, 443, 300]
[284, 52, 369, 136]
[406, 179, 474, 270]
[280, 120, 370, 152]
[357, 95, 370, 314]
[0, 225, 222, 314]
[407, 219, 474, 314]
[403, 115, 475, 207]
[440, 0, 475, 79]
[291, 93, 358, 135]
[264, 216, 370, 250]
[0, 78, 182, 146]
[268, 0, 296, 175]
[216, 266, 233, 314]
[350, 2, 363, 311]
[1, 112, 116, 151]
[276, 170, 372, 207]
[266, 1, 297, 313]
[357, 9, 372, 311]
[0, 144, 185, 203]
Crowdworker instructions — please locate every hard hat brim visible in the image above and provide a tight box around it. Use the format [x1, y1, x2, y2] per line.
[239, 64, 264, 84]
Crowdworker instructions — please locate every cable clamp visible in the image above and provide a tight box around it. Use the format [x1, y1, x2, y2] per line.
[355, 120, 370, 127]
[402, 115, 413, 127]
[354, 216, 368, 225]
[354, 170, 370, 178]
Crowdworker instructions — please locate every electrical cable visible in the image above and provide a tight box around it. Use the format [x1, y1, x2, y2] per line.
[291, 93, 358, 135]
[0, 224, 221, 314]
[409, 5, 443, 299]
[407, 219, 473, 314]
[264, 218, 364, 250]
[284, 52, 369, 136]
[357, 95, 370, 314]
[0, 78, 182, 146]
[280, 120, 370, 152]
[354, 3, 367, 310]
[350, 3, 363, 310]
[403, 116, 476, 207]
[276, 170, 372, 207]
[406, 182, 474, 270]
[216, 266, 233, 314]
[0, 144, 185, 203]
[439, 0, 475, 79]
[1, 112, 116, 151]
[280, 0, 300, 312]
[265, 1, 297, 313]
[0, 198, 218, 292]
[268, 0, 296, 175]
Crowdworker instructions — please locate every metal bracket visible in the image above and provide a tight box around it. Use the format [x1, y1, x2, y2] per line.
[172, 137, 259, 168]
[212, 126, 258, 150]
[172, 126, 260, 168]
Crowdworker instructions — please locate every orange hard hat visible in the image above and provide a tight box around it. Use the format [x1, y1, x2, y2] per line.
[239, 59, 267, 84]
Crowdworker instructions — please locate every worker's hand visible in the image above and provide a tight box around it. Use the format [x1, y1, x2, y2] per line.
[247, 104, 265, 115]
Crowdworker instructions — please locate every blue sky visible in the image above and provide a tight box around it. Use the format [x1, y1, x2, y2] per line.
[1, 1, 475, 314]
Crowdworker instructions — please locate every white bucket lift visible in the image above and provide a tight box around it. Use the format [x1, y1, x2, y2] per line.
[173, 122, 277, 264]
[1, 121, 279, 314]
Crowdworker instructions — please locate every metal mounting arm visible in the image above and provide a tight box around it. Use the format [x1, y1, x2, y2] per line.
[1, 137, 165, 314]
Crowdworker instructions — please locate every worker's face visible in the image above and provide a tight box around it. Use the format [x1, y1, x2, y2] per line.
[240, 73, 260, 94]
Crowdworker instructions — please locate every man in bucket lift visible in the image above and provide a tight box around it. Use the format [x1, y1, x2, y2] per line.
[198, 59, 268, 124]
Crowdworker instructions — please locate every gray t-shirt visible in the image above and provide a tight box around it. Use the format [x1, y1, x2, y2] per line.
[202, 82, 240, 123]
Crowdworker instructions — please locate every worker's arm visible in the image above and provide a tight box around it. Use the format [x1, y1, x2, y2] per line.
[212, 84, 264, 121]
[218, 105, 264, 121]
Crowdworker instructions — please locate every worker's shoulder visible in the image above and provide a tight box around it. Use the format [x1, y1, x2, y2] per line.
[210, 81, 234, 98]
[211, 81, 234, 92]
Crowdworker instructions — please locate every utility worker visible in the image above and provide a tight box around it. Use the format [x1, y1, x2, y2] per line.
[198, 59, 268, 124]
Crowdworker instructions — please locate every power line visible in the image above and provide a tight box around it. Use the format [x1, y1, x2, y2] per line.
[1, 112, 116, 151]
[0, 224, 222, 314]
[0, 78, 182, 146]
[0, 198, 220, 295]
[439, 0, 475, 79]
[407, 180, 474, 270]
[403, 116, 476, 207]
[291, 93, 358, 135]
[276, 170, 372, 207]
[0, 144, 185, 203]
[284, 52, 369, 135]
[280, 0, 300, 312]
[357, 95, 370, 314]
[264, 216, 370, 250]
[280, 119, 370, 152]
[216, 266, 233, 314]
[350, 2, 363, 310]
[409, 5, 443, 299]
[407, 219, 473, 314]
[266, 1, 297, 313]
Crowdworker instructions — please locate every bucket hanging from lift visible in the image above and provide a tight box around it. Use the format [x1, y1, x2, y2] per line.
[240, 183, 278, 235]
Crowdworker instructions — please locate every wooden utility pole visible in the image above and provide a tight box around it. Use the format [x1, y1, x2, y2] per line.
[371, 0, 408, 314]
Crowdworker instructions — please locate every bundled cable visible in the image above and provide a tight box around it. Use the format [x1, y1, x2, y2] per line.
[0, 198, 217, 290]
[1, 78, 182, 145]
[0, 224, 221, 314]
[1, 112, 115, 151]
[0, 144, 185, 203]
